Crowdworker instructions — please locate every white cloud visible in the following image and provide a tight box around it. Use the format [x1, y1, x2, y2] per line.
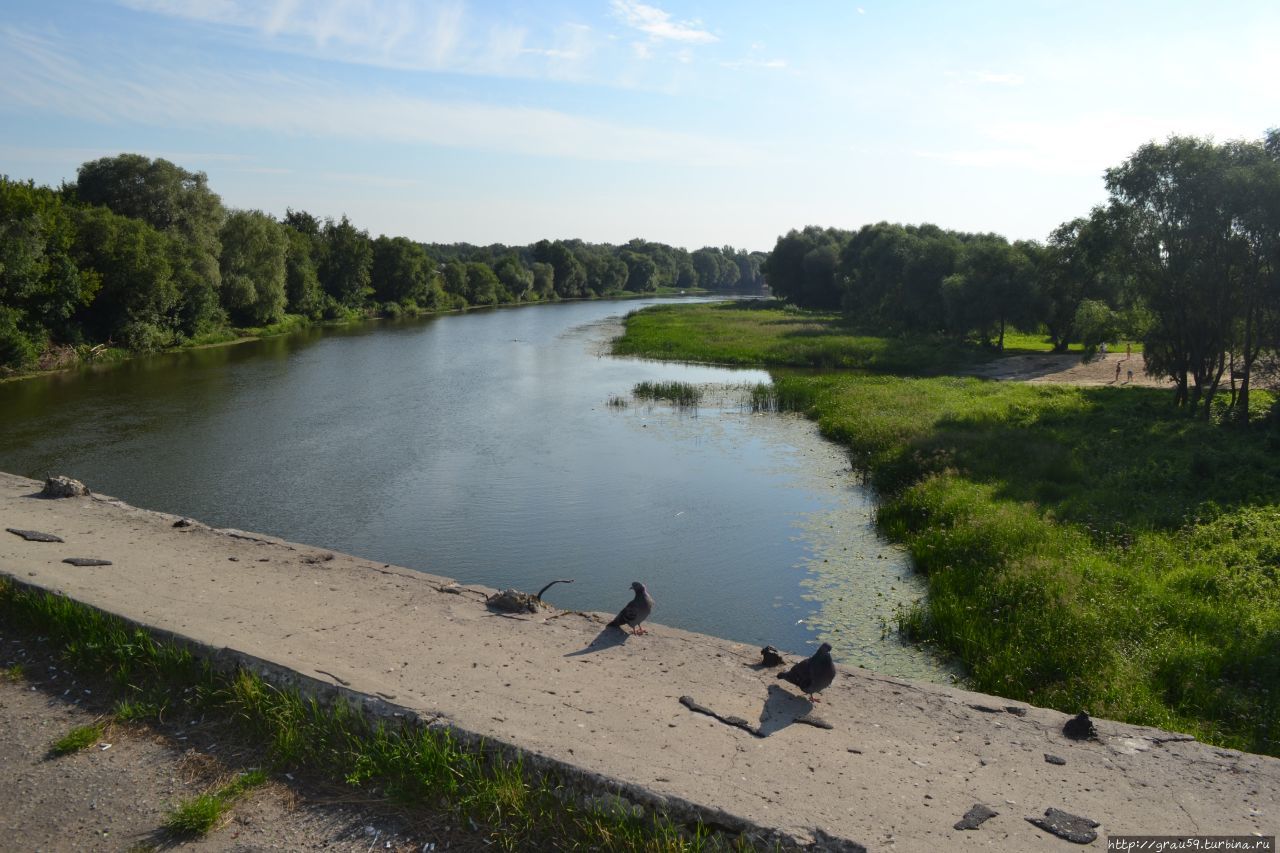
[117, 0, 593, 78]
[610, 1, 717, 44]
[0, 27, 762, 169]
[912, 113, 1223, 177]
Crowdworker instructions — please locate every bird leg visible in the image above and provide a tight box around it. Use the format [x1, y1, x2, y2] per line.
[809, 695, 822, 703]
[634, 625, 647, 635]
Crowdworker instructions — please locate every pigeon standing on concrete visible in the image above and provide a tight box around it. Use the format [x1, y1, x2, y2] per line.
[608, 581, 654, 635]
[777, 642, 836, 702]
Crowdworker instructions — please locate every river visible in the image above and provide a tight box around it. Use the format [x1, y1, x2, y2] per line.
[0, 298, 952, 681]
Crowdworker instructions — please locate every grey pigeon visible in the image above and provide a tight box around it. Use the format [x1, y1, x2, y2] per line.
[777, 642, 836, 702]
[608, 581, 654, 635]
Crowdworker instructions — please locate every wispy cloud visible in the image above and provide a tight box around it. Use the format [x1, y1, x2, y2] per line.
[0, 26, 761, 169]
[117, 0, 594, 78]
[610, 0, 717, 44]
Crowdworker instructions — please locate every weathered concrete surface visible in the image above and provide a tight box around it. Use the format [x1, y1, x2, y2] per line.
[2, 471, 1276, 850]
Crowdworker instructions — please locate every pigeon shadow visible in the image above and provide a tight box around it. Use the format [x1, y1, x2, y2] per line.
[757, 684, 814, 737]
[563, 626, 629, 657]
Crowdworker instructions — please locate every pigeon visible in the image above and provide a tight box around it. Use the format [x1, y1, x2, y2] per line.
[608, 581, 654, 635]
[777, 642, 836, 702]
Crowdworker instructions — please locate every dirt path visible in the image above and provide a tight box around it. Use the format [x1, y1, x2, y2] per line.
[965, 351, 1171, 387]
[0, 637, 470, 851]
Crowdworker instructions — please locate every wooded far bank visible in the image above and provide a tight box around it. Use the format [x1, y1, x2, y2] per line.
[0, 152, 765, 375]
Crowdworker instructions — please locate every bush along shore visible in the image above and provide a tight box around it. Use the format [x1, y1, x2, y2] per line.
[616, 301, 1280, 757]
[0, 577, 767, 851]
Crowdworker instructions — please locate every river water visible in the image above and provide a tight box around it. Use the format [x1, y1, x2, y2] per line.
[0, 298, 951, 681]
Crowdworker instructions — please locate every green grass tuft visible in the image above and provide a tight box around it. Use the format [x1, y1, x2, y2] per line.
[164, 769, 268, 837]
[634, 380, 703, 407]
[50, 722, 105, 756]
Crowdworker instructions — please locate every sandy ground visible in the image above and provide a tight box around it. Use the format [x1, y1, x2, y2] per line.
[2, 473, 1278, 851]
[966, 351, 1172, 387]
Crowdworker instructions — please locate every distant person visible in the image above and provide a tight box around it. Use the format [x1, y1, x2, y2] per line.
[1126, 343, 1132, 360]
[1115, 362, 1122, 382]
[1127, 368, 1134, 384]
[1100, 342, 1107, 357]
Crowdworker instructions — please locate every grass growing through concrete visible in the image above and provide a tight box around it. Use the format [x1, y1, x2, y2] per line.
[50, 722, 105, 756]
[0, 579, 766, 851]
[164, 769, 268, 836]
[617, 301, 1280, 756]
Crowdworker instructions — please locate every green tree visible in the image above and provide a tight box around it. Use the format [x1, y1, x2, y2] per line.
[71, 205, 178, 350]
[318, 216, 373, 310]
[441, 260, 469, 304]
[531, 261, 555, 299]
[371, 236, 436, 308]
[1039, 209, 1128, 352]
[762, 227, 850, 309]
[282, 227, 324, 319]
[465, 261, 501, 305]
[943, 236, 1037, 350]
[534, 241, 587, 298]
[73, 154, 225, 336]
[621, 251, 658, 293]
[1106, 136, 1244, 414]
[494, 254, 534, 301]
[0, 178, 97, 350]
[219, 210, 287, 326]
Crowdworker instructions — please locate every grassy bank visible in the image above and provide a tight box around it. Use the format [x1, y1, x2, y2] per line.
[613, 302, 985, 372]
[616, 301, 1280, 756]
[0, 578, 762, 851]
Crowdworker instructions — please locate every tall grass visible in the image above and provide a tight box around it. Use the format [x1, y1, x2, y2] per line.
[633, 380, 703, 407]
[0, 579, 766, 850]
[619, 301, 1280, 756]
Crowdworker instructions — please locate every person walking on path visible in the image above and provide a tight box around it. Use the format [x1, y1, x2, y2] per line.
[1115, 361, 1122, 383]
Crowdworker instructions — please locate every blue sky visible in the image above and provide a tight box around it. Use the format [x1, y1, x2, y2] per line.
[2, 1, 1276, 251]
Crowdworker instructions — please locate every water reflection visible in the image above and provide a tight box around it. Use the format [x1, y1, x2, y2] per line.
[0, 299, 953, 682]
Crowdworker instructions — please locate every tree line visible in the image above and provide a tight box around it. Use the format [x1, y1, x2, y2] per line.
[763, 130, 1280, 419]
[0, 153, 766, 372]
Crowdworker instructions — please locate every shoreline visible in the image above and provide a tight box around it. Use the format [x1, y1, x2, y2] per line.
[0, 289, 725, 387]
[2, 471, 1276, 849]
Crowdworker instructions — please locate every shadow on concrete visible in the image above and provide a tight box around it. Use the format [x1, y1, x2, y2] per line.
[757, 684, 814, 737]
[563, 626, 628, 657]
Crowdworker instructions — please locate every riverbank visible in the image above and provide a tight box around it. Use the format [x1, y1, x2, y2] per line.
[615, 302, 1280, 757]
[2, 472, 1277, 849]
[0, 289, 719, 386]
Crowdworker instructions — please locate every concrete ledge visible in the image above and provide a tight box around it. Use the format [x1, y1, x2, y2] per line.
[2, 472, 1277, 850]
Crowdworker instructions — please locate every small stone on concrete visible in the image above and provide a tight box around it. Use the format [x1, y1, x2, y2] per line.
[1025, 807, 1100, 843]
[1063, 711, 1097, 740]
[62, 558, 113, 567]
[954, 804, 998, 830]
[7, 528, 65, 543]
[41, 476, 89, 498]
[760, 646, 784, 667]
[1044, 754, 1067, 765]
